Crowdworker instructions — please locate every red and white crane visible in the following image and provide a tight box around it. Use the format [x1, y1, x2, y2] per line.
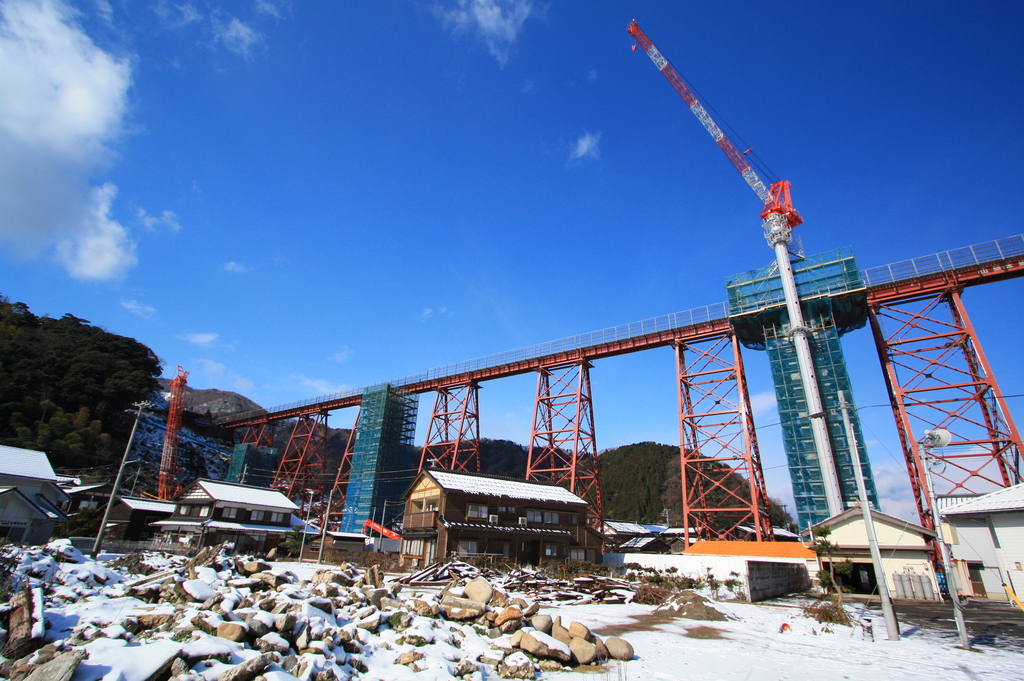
[627, 20, 845, 517]
[158, 366, 189, 501]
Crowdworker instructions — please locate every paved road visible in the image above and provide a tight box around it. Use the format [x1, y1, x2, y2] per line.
[887, 599, 1024, 649]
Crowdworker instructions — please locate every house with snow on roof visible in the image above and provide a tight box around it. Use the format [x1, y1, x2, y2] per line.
[103, 496, 176, 542]
[0, 444, 69, 544]
[153, 479, 309, 554]
[399, 469, 604, 567]
[941, 483, 1024, 601]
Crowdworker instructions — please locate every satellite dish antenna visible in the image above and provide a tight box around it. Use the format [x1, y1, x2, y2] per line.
[924, 428, 952, 447]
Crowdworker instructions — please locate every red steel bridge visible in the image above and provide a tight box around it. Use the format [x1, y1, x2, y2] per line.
[219, 234, 1024, 541]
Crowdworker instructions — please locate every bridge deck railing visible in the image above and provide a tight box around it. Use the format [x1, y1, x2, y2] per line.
[220, 234, 1024, 426]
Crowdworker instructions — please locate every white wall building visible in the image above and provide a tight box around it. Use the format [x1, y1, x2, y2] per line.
[942, 483, 1024, 602]
[0, 444, 69, 544]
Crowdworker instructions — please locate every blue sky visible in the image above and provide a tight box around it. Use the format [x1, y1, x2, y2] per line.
[3, 0, 1023, 521]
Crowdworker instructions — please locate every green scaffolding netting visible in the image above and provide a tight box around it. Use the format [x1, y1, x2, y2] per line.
[340, 384, 419, 533]
[727, 247, 878, 529]
[227, 444, 278, 489]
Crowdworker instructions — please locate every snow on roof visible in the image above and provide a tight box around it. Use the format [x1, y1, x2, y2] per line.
[192, 479, 299, 510]
[66, 482, 110, 495]
[604, 520, 665, 535]
[425, 471, 587, 505]
[943, 483, 1024, 516]
[120, 497, 176, 513]
[0, 445, 56, 481]
[620, 536, 662, 549]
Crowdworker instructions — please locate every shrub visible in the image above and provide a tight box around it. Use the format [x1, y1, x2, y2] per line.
[803, 597, 851, 626]
[633, 583, 670, 605]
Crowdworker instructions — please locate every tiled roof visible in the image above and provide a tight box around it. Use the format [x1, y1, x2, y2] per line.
[943, 483, 1024, 516]
[426, 471, 586, 505]
[684, 540, 815, 559]
[0, 445, 56, 481]
[190, 479, 299, 510]
[120, 497, 176, 513]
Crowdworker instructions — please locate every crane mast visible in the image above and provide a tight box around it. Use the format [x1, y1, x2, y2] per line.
[627, 19, 845, 517]
[159, 366, 188, 501]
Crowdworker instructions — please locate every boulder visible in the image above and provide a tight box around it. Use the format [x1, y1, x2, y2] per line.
[274, 612, 297, 634]
[22, 649, 86, 681]
[397, 651, 425, 666]
[2, 587, 44, 660]
[494, 606, 522, 627]
[508, 630, 524, 648]
[216, 621, 249, 642]
[215, 652, 274, 681]
[594, 636, 609, 660]
[410, 599, 439, 618]
[464, 577, 493, 605]
[138, 614, 176, 630]
[364, 588, 388, 608]
[499, 618, 521, 634]
[255, 633, 291, 655]
[550, 617, 572, 646]
[440, 595, 487, 620]
[568, 621, 593, 642]
[488, 588, 510, 609]
[569, 637, 598, 665]
[518, 631, 571, 663]
[528, 614, 553, 634]
[605, 636, 634, 661]
[496, 651, 534, 680]
[454, 657, 477, 677]
[242, 560, 272, 575]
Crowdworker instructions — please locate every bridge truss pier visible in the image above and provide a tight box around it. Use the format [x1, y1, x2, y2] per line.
[421, 383, 481, 472]
[676, 335, 773, 542]
[870, 288, 1023, 531]
[526, 361, 603, 526]
[323, 412, 359, 532]
[238, 420, 275, 448]
[272, 411, 329, 506]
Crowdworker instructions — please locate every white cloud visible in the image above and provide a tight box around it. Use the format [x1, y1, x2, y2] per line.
[193, 359, 255, 393]
[569, 131, 601, 163]
[137, 207, 181, 232]
[435, 0, 536, 66]
[0, 0, 135, 280]
[587, 68, 597, 82]
[121, 298, 156, 319]
[214, 16, 263, 59]
[255, 0, 288, 18]
[54, 182, 137, 279]
[94, 0, 112, 24]
[420, 306, 449, 320]
[749, 391, 778, 419]
[292, 374, 349, 395]
[223, 261, 251, 273]
[870, 461, 919, 522]
[182, 331, 219, 347]
[332, 346, 353, 363]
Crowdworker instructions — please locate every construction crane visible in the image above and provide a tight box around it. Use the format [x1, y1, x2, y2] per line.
[627, 20, 846, 517]
[158, 366, 189, 500]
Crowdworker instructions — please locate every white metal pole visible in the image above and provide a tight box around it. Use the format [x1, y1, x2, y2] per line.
[765, 217, 844, 516]
[919, 439, 971, 650]
[317, 485, 334, 565]
[840, 393, 900, 641]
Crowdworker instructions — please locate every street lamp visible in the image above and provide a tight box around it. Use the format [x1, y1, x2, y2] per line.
[918, 428, 971, 650]
[92, 401, 151, 557]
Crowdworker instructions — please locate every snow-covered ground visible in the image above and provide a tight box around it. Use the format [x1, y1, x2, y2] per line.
[3, 547, 1021, 681]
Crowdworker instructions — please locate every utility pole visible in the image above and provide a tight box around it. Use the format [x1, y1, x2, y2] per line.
[92, 401, 150, 557]
[919, 429, 972, 650]
[317, 484, 335, 565]
[297, 489, 315, 562]
[839, 393, 900, 641]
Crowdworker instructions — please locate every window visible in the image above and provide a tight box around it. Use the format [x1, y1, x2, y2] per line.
[270, 512, 285, 523]
[467, 504, 488, 519]
[544, 543, 558, 557]
[80, 500, 98, 510]
[564, 513, 577, 525]
[177, 505, 191, 516]
[543, 511, 558, 525]
[197, 506, 211, 518]
[497, 542, 511, 558]
[250, 510, 265, 521]
[569, 548, 586, 561]
[403, 538, 424, 556]
[527, 509, 543, 523]
[458, 540, 479, 556]
[222, 507, 238, 519]
[497, 506, 515, 514]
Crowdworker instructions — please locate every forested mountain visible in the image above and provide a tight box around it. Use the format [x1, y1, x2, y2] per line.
[0, 296, 161, 470]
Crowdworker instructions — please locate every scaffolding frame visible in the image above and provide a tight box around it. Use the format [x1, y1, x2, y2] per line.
[870, 289, 1023, 531]
[421, 383, 481, 472]
[526, 361, 603, 527]
[676, 334, 773, 542]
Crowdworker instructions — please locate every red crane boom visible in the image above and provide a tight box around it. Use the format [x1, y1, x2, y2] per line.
[158, 366, 188, 500]
[626, 20, 802, 230]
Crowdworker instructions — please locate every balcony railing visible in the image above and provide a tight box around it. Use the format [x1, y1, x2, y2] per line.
[403, 511, 438, 529]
